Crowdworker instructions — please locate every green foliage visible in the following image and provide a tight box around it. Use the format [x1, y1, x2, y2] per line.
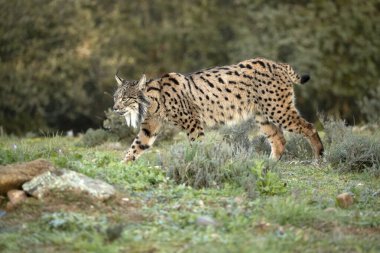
[263, 197, 323, 227]
[252, 162, 287, 195]
[1, 1, 379, 134]
[42, 212, 108, 232]
[0, 136, 75, 165]
[1, 134, 380, 252]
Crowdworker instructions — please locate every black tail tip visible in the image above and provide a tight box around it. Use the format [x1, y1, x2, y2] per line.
[300, 75, 310, 84]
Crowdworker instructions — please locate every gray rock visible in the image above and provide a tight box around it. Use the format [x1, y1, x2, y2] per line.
[195, 215, 218, 227]
[22, 169, 116, 200]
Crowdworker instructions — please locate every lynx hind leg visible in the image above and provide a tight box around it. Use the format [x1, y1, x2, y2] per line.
[256, 115, 286, 160]
[124, 117, 162, 162]
[272, 109, 324, 159]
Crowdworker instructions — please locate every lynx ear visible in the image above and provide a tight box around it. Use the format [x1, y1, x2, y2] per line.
[115, 71, 124, 86]
[137, 74, 147, 90]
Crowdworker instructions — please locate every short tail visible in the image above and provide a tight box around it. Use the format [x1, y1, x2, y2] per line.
[299, 74, 310, 84]
[286, 64, 310, 85]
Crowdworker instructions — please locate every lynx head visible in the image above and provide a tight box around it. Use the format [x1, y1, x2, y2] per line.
[113, 72, 150, 128]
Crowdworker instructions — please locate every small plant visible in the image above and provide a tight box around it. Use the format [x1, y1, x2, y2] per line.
[252, 162, 287, 195]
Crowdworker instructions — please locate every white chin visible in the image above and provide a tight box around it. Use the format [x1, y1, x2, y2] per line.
[124, 111, 139, 128]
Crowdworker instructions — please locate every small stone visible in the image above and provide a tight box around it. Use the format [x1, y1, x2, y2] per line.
[7, 190, 27, 205]
[336, 192, 354, 208]
[196, 215, 218, 227]
[275, 226, 285, 237]
[324, 207, 337, 213]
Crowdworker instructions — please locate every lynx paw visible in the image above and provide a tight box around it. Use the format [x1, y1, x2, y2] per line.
[123, 155, 135, 163]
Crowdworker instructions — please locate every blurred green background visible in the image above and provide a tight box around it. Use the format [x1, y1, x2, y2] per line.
[0, 0, 379, 135]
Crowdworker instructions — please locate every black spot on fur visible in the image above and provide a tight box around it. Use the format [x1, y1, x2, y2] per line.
[139, 144, 150, 150]
[169, 77, 180, 85]
[142, 128, 151, 137]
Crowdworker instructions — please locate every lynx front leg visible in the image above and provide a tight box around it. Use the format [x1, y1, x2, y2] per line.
[185, 118, 205, 142]
[124, 117, 161, 162]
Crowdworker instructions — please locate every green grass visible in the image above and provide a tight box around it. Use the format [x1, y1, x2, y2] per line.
[0, 127, 380, 253]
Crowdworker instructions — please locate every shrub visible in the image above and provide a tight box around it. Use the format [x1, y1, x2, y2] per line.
[359, 85, 380, 124]
[219, 118, 272, 157]
[165, 140, 255, 189]
[80, 128, 113, 147]
[282, 133, 313, 161]
[322, 117, 350, 147]
[163, 139, 286, 197]
[103, 109, 136, 143]
[326, 134, 380, 172]
[219, 117, 257, 151]
[322, 118, 380, 172]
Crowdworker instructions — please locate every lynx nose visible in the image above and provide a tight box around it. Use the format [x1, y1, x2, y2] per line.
[113, 105, 119, 111]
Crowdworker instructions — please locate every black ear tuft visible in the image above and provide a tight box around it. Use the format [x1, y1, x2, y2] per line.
[300, 75, 310, 84]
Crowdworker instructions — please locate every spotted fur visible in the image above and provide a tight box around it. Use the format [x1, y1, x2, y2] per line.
[113, 57, 324, 162]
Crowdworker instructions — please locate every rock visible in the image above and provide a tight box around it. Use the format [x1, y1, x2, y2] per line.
[195, 215, 218, 227]
[7, 190, 27, 205]
[336, 192, 354, 208]
[0, 159, 55, 195]
[324, 207, 338, 213]
[22, 169, 116, 200]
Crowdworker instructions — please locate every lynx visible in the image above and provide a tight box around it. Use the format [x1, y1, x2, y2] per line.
[113, 57, 324, 162]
